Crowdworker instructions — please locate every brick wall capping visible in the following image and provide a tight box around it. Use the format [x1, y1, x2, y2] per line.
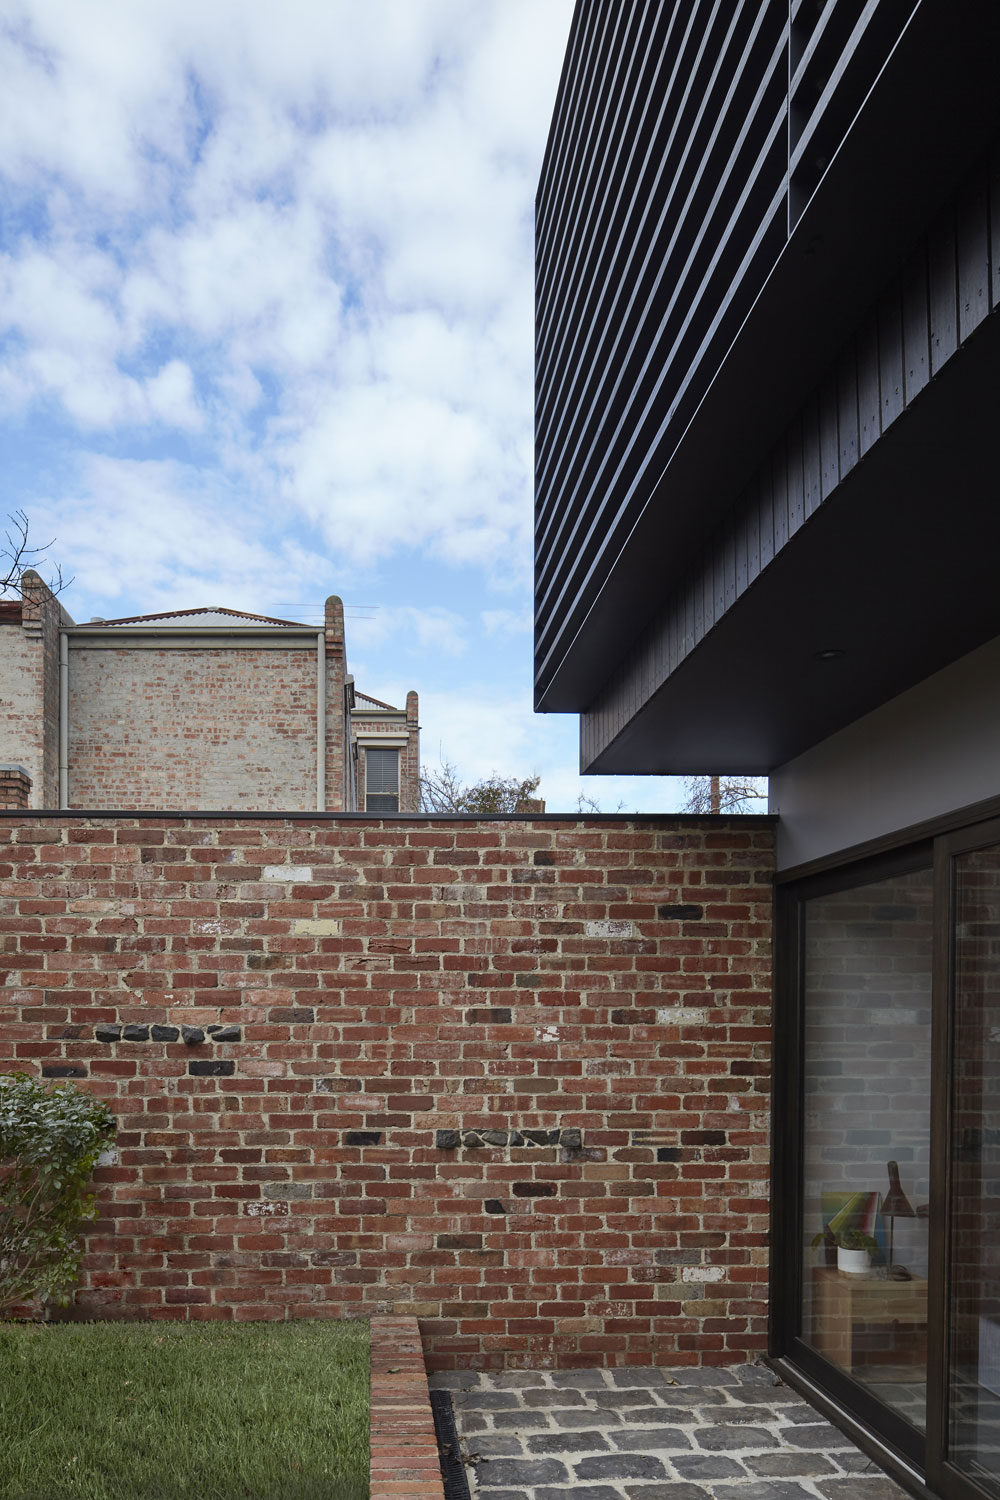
[0, 807, 777, 824]
[64, 625, 320, 636]
[0, 763, 32, 778]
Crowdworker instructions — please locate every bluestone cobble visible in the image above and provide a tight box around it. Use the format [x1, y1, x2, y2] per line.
[430, 1364, 912, 1500]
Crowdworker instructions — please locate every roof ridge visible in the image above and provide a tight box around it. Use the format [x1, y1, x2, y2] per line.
[93, 606, 307, 627]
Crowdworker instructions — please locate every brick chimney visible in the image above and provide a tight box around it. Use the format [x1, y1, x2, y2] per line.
[324, 596, 346, 811]
[0, 764, 32, 809]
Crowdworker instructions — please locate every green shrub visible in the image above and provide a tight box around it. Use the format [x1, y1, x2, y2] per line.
[0, 1073, 116, 1314]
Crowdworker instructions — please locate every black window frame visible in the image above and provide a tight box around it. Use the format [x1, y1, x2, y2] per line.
[771, 795, 1000, 1500]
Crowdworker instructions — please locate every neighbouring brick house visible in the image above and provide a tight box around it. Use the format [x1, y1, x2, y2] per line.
[0, 573, 419, 813]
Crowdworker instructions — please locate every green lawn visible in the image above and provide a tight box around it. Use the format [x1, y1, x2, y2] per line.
[0, 1319, 369, 1500]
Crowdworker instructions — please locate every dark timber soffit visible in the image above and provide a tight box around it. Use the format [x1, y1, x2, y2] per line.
[580, 310, 1000, 775]
[534, 0, 1000, 713]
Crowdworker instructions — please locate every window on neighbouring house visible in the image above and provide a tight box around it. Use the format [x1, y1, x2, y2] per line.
[365, 747, 399, 812]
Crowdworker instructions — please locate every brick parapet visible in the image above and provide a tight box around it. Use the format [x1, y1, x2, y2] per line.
[0, 814, 775, 1369]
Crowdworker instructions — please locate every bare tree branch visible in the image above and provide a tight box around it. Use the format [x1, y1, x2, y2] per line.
[682, 775, 767, 814]
[0, 510, 71, 599]
[420, 758, 543, 813]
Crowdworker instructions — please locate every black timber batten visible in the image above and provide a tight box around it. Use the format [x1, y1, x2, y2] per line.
[534, 0, 1000, 738]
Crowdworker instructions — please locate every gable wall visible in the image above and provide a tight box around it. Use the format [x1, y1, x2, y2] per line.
[67, 645, 321, 811]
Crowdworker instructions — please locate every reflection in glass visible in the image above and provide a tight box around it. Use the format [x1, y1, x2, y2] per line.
[801, 867, 932, 1431]
[950, 846, 1000, 1493]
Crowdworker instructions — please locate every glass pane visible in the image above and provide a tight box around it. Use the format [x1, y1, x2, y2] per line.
[366, 793, 399, 812]
[366, 748, 399, 795]
[949, 845, 1000, 1492]
[802, 867, 932, 1431]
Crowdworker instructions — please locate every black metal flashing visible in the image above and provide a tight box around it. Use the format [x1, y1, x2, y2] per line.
[0, 808, 777, 824]
[429, 1390, 472, 1500]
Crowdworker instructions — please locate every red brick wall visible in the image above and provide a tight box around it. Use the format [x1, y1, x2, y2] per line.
[0, 813, 774, 1370]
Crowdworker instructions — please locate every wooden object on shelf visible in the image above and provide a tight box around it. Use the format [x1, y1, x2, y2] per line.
[811, 1266, 928, 1375]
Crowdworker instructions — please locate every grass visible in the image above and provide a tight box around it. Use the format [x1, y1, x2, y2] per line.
[0, 1318, 369, 1500]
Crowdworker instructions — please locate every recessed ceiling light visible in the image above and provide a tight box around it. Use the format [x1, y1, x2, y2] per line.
[815, 648, 845, 660]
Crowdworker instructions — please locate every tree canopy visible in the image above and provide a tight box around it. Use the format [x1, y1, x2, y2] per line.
[420, 760, 543, 814]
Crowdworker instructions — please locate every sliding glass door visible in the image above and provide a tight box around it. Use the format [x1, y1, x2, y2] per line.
[947, 839, 1000, 1496]
[800, 865, 932, 1430]
[775, 820, 1000, 1498]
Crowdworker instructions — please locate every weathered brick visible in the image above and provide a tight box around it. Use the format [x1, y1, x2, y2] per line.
[0, 811, 774, 1370]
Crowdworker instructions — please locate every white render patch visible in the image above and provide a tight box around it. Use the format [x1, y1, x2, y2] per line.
[657, 1006, 710, 1026]
[585, 919, 634, 938]
[682, 1265, 724, 1282]
[245, 1201, 289, 1217]
[263, 865, 312, 882]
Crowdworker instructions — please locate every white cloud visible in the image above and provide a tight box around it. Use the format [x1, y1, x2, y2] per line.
[481, 607, 531, 636]
[0, 0, 573, 570]
[31, 455, 333, 616]
[349, 606, 468, 660]
[145, 360, 202, 431]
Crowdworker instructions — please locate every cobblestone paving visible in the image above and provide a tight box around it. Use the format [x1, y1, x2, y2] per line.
[429, 1365, 912, 1500]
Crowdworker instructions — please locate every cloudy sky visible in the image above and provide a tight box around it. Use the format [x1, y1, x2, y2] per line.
[0, 0, 686, 811]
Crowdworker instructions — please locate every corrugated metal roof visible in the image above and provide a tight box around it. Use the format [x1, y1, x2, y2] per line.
[353, 691, 400, 711]
[93, 606, 307, 628]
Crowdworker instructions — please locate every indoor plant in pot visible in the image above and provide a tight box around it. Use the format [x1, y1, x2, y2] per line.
[812, 1223, 879, 1276]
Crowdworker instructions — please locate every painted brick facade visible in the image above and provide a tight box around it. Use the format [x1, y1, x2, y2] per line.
[0, 813, 774, 1370]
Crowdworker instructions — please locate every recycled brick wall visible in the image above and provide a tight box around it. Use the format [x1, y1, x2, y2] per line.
[0, 813, 774, 1370]
[67, 647, 322, 812]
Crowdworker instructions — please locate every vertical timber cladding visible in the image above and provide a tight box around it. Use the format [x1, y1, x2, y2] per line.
[534, 0, 927, 712]
[0, 814, 774, 1369]
[534, 0, 789, 700]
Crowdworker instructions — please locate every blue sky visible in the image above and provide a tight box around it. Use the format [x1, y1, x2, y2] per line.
[0, 0, 687, 812]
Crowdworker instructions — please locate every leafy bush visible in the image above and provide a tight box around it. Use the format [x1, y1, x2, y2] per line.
[0, 1073, 116, 1314]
